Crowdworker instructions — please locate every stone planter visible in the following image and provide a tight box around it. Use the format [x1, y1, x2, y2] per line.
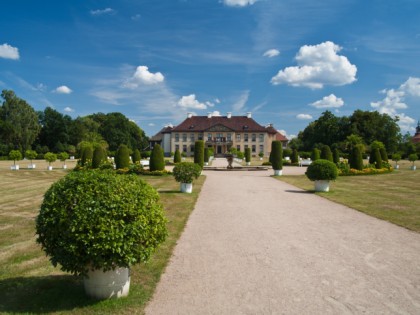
[28, 164, 36, 169]
[47, 166, 53, 171]
[314, 180, 330, 192]
[273, 169, 282, 176]
[10, 165, 19, 171]
[180, 183, 193, 193]
[411, 165, 417, 170]
[84, 267, 130, 299]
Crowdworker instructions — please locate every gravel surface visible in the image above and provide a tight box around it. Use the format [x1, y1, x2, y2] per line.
[146, 159, 420, 314]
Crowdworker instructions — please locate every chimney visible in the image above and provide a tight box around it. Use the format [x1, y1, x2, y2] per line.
[187, 112, 192, 119]
[246, 112, 252, 118]
[227, 112, 232, 119]
[267, 123, 273, 128]
[207, 112, 212, 118]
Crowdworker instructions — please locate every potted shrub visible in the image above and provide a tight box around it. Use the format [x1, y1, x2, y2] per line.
[36, 170, 167, 299]
[25, 149, 38, 169]
[173, 162, 201, 193]
[57, 152, 69, 169]
[174, 148, 181, 163]
[44, 152, 57, 170]
[305, 159, 338, 192]
[408, 153, 418, 170]
[392, 153, 401, 169]
[9, 150, 22, 170]
[271, 141, 283, 176]
[258, 151, 264, 161]
[245, 148, 251, 166]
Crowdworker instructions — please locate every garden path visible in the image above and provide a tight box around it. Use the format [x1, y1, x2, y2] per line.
[145, 158, 420, 314]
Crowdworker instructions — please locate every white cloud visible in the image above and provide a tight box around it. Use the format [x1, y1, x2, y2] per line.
[0, 43, 20, 60]
[205, 101, 215, 107]
[278, 129, 296, 140]
[55, 85, 72, 94]
[125, 66, 164, 87]
[271, 41, 357, 89]
[263, 49, 280, 58]
[400, 77, 420, 97]
[148, 123, 155, 127]
[210, 111, 222, 116]
[310, 94, 344, 109]
[215, 98, 221, 104]
[90, 8, 116, 16]
[64, 107, 74, 112]
[223, 0, 258, 7]
[296, 114, 313, 120]
[232, 90, 250, 112]
[178, 94, 207, 110]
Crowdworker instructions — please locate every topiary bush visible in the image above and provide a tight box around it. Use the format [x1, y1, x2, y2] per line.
[245, 147, 251, 163]
[350, 145, 364, 171]
[380, 147, 388, 162]
[372, 148, 383, 169]
[271, 141, 283, 170]
[150, 144, 165, 171]
[9, 150, 22, 165]
[80, 146, 93, 167]
[92, 146, 105, 169]
[132, 149, 141, 164]
[173, 162, 201, 183]
[25, 149, 38, 164]
[44, 152, 57, 166]
[174, 148, 181, 163]
[236, 151, 244, 159]
[204, 147, 209, 163]
[311, 148, 320, 161]
[333, 148, 340, 164]
[306, 159, 338, 181]
[408, 153, 418, 166]
[194, 140, 204, 169]
[291, 149, 299, 164]
[115, 144, 130, 169]
[36, 170, 168, 276]
[320, 145, 333, 162]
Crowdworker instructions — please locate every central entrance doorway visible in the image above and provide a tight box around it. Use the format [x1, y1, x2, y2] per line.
[217, 145, 222, 154]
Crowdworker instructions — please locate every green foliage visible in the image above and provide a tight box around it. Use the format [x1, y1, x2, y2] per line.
[370, 140, 385, 150]
[44, 152, 57, 165]
[372, 148, 383, 169]
[236, 151, 244, 159]
[142, 150, 151, 158]
[173, 162, 201, 183]
[9, 150, 22, 164]
[92, 145, 106, 169]
[259, 151, 264, 158]
[311, 148, 320, 161]
[380, 147, 388, 162]
[208, 147, 214, 157]
[174, 148, 181, 163]
[349, 145, 364, 170]
[115, 144, 130, 169]
[245, 147, 251, 162]
[392, 153, 401, 163]
[320, 145, 333, 162]
[283, 148, 292, 158]
[79, 144, 93, 167]
[291, 149, 299, 164]
[204, 147, 210, 163]
[36, 170, 168, 276]
[181, 151, 187, 158]
[271, 141, 283, 170]
[132, 149, 141, 164]
[408, 153, 418, 164]
[150, 144, 165, 171]
[57, 151, 69, 162]
[25, 149, 38, 162]
[194, 140, 204, 169]
[333, 148, 340, 164]
[305, 159, 338, 181]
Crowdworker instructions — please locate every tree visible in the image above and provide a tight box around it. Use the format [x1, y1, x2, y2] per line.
[79, 144, 93, 167]
[0, 90, 40, 153]
[311, 148, 320, 161]
[245, 147, 251, 163]
[115, 144, 130, 169]
[25, 150, 38, 164]
[372, 148, 382, 169]
[204, 147, 209, 164]
[174, 148, 181, 163]
[380, 147, 388, 162]
[194, 140, 204, 169]
[132, 149, 141, 164]
[320, 145, 333, 162]
[92, 146, 106, 169]
[150, 144, 165, 171]
[271, 141, 283, 171]
[36, 107, 72, 152]
[333, 148, 340, 164]
[44, 152, 57, 166]
[291, 149, 299, 164]
[350, 145, 364, 170]
[57, 152, 69, 167]
[9, 150, 22, 165]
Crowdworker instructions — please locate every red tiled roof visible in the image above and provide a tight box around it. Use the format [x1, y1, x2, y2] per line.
[172, 116, 277, 134]
[150, 126, 173, 141]
[275, 132, 288, 142]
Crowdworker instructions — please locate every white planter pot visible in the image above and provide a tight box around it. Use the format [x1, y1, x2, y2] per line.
[47, 166, 53, 171]
[246, 162, 251, 166]
[10, 165, 19, 170]
[315, 180, 330, 192]
[180, 183, 193, 193]
[204, 162, 209, 166]
[395, 164, 399, 169]
[273, 169, 282, 176]
[84, 267, 130, 299]
[411, 165, 417, 170]
[63, 164, 67, 169]
[28, 164, 36, 169]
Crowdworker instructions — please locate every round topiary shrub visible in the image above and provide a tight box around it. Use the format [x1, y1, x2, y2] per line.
[173, 162, 201, 183]
[194, 140, 204, 169]
[44, 152, 57, 166]
[115, 144, 130, 169]
[245, 147, 251, 163]
[36, 170, 167, 276]
[174, 148, 181, 163]
[320, 145, 333, 162]
[150, 144, 165, 171]
[305, 159, 338, 181]
[92, 146, 105, 169]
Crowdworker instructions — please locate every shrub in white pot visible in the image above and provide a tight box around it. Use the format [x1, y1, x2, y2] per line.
[58, 151, 69, 169]
[36, 170, 167, 299]
[9, 150, 22, 170]
[305, 159, 338, 192]
[271, 140, 283, 176]
[173, 162, 201, 193]
[44, 152, 57, 170]
[245, 148, 251, 166]
[408, 153, 418, 170]
[25, 149, 38, 169]
[392, 153, 401, 170]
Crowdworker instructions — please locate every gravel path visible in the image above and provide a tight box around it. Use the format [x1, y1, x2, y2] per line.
[145, 159, 420, 314]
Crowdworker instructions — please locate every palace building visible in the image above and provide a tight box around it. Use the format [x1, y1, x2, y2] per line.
[150, 112, 288, 157]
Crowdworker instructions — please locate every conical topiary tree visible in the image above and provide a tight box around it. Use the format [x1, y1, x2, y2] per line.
[92, 146, 105, 169]
[350, 145, 364, 170]
[291, 149, 299, 164]
[194, 140, 204, 169]
[174, 148, 181, 163]
[204, 147, 209, 164]
[150, 144, 165, 171]
[311, 148, 320, 161]
[245, 147, 251, 164]
[271, 140, 283, 175]
[132, 149, 141, 164]
[320, 145, 333, 162]
[80, 146, 93, 167]
[380, 147, 388, 162]
[115, 144, 130, 169]
[372, 147, 382, 169]
[333, 148, 340, 164]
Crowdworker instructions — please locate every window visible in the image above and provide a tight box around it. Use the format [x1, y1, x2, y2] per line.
[198, 133, 203, 140]
[244, 144, 248, 150]
[227, 133, 232, 141]
[237, 145, 241, 151]
[175, 144, 179, 151]
[190, 145, 195, 152]
[244, 134, 249, 142]
[259, 145, 264, 154]
[175, 134, 179, 142]
[252, 145, 256, 153]
[259, 134, 264, 142]
[183, 145, 187, 153]
[216, 133, 223, 142]
[252, 134, 256, 142]
[236, 134, 241, 141]
[182, 133, 187, 142]
[208, 133, 212, 141]
[190, 133, 195, 142]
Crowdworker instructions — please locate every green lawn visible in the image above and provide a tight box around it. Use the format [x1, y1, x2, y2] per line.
[276, 160, 420, 232]
[0, 162, 205, 314]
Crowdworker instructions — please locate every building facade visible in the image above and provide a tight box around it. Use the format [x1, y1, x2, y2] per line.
[150, 112, 288, 157]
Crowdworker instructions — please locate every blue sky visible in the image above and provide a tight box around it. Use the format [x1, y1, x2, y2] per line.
[1, 0, 420, 138]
